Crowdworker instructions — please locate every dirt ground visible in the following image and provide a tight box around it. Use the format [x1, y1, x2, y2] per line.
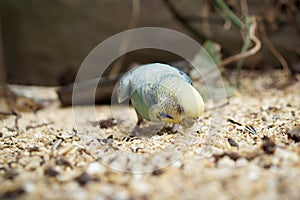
[0, 70, 299, 200]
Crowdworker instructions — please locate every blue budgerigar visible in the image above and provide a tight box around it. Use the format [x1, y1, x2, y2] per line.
[117, 63, 204, 128]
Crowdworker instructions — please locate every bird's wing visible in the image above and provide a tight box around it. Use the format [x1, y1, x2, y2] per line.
[117, 73, 132, 103]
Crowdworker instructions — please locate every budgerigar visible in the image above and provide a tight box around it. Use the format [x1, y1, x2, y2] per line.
[117, 63, 204, 128]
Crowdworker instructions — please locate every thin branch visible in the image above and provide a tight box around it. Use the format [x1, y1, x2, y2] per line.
[221, 17, 261, 66]
[26, 122, 54, 130]
[0, 110, 21, 130]
[258, 18, 290, 75]
[12, 110, 21, 130]
[236, 16, 252, 87]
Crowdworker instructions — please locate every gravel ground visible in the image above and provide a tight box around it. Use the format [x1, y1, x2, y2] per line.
[0, 71, 299, 200]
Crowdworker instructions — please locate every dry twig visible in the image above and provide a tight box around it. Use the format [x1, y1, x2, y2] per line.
[0, 110, 21, 130]
[13, 110, 21, 130]
[258, 18, 290, 76]
[221, 17, 261, 66]
[25, 122, 54, 130]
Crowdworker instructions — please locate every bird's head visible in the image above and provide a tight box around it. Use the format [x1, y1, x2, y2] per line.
[156, 83, 204, 126]
[176, 84, 204, 124]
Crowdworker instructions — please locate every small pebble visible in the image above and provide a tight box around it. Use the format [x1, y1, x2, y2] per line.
[261, 136, 276, 155]
[44, 167, 59, 177]
[99, 118, 117, 129]
[287, 126, 300, 143]
[1, 188, 25, 199]
[75, 172, 94, 186]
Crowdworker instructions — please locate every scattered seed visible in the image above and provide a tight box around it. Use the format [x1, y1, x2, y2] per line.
[107, 135, 114, 139]
[97, 138, 108, 145]
[227, 119, 242, 126]
[152, 169, 164, 176]
[122, 137, 130, 142]
[227, 138, 239, 147]
[122, 135, 138, 142]
[291, 111, 295, 117]
[52, 139, 63, 151]
[56, 130, 76, 140]
[27, 146, 39, 153]
[263, 163, 272, 169]
[131, 147, 143, 153]
[245, 125, 257, 134]
[268, 106, 279, 112]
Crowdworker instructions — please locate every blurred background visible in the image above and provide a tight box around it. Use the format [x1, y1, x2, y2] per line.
[0, 0, 299, 86]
